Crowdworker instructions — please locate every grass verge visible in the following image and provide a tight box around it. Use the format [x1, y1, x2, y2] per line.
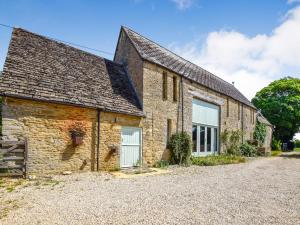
[191, 155, 245, 166]
[271, 150, 282, 156]
[294, 148, 300, 152]
[0, 177, 61, 192]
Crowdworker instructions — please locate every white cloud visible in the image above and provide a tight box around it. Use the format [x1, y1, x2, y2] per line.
[171, 0, 194, 10]
[287, 0, 300, 4]
[170, 6, 300, 99]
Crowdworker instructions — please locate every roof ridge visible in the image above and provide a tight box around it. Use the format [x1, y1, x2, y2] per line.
[121, 26, 235, 88]
[13, 27, 123, 66]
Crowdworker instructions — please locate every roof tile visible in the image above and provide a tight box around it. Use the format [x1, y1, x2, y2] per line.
[0, 28, 143, 117]
[122, 26, 255, 108]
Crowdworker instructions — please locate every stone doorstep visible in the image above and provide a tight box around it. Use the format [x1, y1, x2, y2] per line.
[110, 167, 171, 179]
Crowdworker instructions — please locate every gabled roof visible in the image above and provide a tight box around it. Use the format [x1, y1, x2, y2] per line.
[121, 26, 255, 108]
[257, 111, 273, 127]
[0, 28, 143, 117]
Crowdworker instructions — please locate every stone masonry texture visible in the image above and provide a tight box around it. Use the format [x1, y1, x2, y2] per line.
[141, 62, 256, 165]
[2, 97, 142, 174]
[1, 27, 258, 174]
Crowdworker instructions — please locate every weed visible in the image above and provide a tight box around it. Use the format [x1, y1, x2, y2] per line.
[154, 160, 169, 169]
[0, 200, 19, 219]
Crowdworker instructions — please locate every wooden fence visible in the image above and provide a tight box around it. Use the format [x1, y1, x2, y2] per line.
[0, 139, 28, 178]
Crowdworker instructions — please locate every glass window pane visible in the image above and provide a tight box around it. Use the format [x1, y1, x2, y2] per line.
[214, 128, 218, 152]
[200, 126, 205, 152]
[207, 127, 211, 152]
[192, 125, 197, 152]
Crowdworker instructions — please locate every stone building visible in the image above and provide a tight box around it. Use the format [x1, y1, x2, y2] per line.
[257, 112, 273, 153]
[0, 27, 257, 174]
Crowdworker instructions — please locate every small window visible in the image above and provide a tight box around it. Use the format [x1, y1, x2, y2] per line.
[252, 110, 255, 124]
[238, 103, 240, 120]
[173, 76, 178, 102]
[167, 119, 172, 145]
[227, 97, 229, 117]
[163, 72, 168, 100]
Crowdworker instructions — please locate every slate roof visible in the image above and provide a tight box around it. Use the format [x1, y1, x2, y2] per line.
[257, 112, 273, 127]
[121, 26, 255, 108]
[0, 28, 143, 117]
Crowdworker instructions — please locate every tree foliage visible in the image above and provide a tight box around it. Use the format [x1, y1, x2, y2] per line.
[252, 77, 300, 142]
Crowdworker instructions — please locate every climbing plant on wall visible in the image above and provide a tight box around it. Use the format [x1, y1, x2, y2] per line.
[253, 122, 267, 147]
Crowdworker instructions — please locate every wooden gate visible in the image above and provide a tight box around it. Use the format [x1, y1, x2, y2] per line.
[0, 139, 28, 178]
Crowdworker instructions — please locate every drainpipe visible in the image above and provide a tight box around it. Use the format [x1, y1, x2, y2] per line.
[241, 104, 244, 143]
[97, 109, 101, 171]
[181, 77, 184, 132]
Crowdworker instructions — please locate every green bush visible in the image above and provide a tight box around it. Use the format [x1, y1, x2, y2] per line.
[168, 132, 192, 165]
[220, 129, 243, 155]
[191, 155, 245, 166]
[254, 122, 267, 147]
[271, 138, 282, 150]
[294, 139, 300, 148]
[240, 143, 257, 157]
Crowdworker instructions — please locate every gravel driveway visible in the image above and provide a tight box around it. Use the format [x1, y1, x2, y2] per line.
[1, 155, 300, 225]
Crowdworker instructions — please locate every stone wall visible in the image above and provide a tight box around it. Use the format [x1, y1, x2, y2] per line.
[142, 63, 180, 164]
[99, 112, 143, 170]
[2, 97, 142, 174]
[114, 30, 144, 105]
[263, 125, 273, 152]
[142, 62, 257, 165]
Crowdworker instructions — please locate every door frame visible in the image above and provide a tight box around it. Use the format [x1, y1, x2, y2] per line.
[192, 123, 219, 157]
[120, 126, 143, 168]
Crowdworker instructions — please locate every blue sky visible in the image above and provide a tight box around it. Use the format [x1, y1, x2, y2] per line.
[1, 0, 300, 138]
[0, 0, 295, 65]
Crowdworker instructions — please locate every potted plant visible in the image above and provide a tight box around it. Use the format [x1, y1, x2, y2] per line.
[69, 122, 87, 145]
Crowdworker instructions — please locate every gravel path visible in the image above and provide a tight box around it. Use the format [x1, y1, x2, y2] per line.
[1, 155, 300, 225]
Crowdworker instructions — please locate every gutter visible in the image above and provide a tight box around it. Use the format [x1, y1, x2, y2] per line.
[0, 94, 145, 117]
[142, 59, 256, 110]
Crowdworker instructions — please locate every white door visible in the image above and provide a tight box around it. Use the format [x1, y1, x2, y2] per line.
[121, 127, 142, 168]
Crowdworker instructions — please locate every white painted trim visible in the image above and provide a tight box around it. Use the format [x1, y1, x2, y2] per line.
[192, 123, 219, 157]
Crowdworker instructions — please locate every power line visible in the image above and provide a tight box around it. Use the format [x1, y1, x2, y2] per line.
[0, 23, 13, 29]
[0, 23, 114, 56]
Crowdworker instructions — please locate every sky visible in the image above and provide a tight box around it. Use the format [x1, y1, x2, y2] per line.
[0, 0, 300, 138]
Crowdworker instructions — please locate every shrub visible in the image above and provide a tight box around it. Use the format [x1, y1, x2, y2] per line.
[220, 129, 243, 155]
[254, 122, 267, 147]
[295, 139, 300, 148]
[191, 155, 245, 166]
[271, 138, 282, 150]
[240, 143, 257, 157]
[168, 132, 192, 165]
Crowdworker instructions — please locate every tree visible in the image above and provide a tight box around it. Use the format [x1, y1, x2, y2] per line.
[252, 77, 300, 142]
